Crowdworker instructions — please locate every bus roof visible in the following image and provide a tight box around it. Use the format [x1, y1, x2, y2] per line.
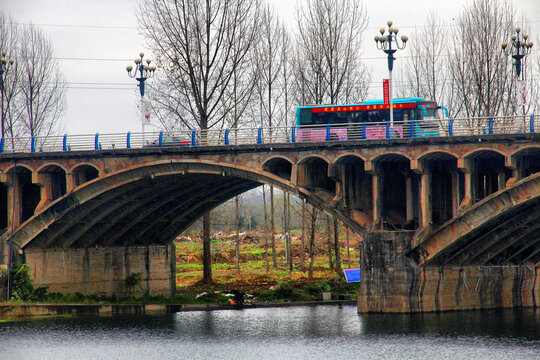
[297, 97, 430, 109]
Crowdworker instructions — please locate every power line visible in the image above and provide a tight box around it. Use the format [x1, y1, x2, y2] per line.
[12, 22, 137, 30]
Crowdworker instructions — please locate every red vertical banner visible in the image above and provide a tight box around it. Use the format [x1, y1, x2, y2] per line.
[383, 79, 390, 105]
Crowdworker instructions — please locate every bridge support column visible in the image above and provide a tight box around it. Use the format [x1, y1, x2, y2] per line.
[1, 174, 22, 230]
[24, 243, 177, 297]
[33, 173, 53, 212]
[66, 172, 76, 192]
[405, 175, 414, 224]
[358, 231, 540, 313]
[451, 171, 460, 217]
[420, 168, 432, 228]
[458, 159, 473, 211]
[370, 167, 384, 229]
[358, 231, 420, 312]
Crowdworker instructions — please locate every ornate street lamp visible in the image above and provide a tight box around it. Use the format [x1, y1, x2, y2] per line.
[375, 21, 408, 129]
[502, 27, 533, 80]
[126, 52, 156, 136]
[0, 51, 15, 138]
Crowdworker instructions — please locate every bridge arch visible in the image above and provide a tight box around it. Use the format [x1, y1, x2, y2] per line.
[371, 153, 417, 229]
[461, 149, 512, 203]
[332, 154, 372, 224]
[295, 155, 336, 197]
[71, 163, 101, 188]
[333, 152, 367, 164]
[509, 146, 540, 179]
[36, 164, 68, 202]
[416, 151, 461, 225]
[261, 155, 293, 181]
[412, 173, 540, 267]
[11, 159, 363, 252]
[3, 166, 42, 226]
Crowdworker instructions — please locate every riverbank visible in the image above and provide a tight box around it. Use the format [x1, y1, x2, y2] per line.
[0, 299, 357, 320]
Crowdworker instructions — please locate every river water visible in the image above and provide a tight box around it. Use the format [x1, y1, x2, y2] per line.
[1, 305, 539, 360]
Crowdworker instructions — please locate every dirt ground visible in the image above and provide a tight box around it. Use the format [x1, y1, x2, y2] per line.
[174, 231, 361, 294]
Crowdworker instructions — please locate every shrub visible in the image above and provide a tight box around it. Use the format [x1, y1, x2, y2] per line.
[256, 283, 310, 302]
[305, 281, 331, 296]
[10, 263, 34, 301]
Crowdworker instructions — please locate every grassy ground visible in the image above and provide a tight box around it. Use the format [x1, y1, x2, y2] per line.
[174, 229, 362, 295]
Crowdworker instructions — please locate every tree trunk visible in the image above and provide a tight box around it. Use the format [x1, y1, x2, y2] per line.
[326, 214, 334, 271]
[300, 200, 306, 272]
[263, 185, 269, 273]
[346, 226, 351, 269]
[202, 212, 212, 283]
[286, 192, 292, 272]
[333, 217, 341, 274]
[308, 206, 317, 280]
[235, 196, 240, 274]
[270, 186, 276, 268]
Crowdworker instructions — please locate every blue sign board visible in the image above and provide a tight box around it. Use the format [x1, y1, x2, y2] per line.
[343, 268, 361, 283]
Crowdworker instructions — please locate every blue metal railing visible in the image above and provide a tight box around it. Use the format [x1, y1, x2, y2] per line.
[0, 114, 537, 154]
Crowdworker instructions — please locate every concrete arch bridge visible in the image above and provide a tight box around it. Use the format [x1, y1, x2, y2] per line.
[0, 133, 538, 312]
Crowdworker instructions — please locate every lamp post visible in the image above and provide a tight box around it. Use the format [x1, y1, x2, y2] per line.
[502, 27, 534, 80]
[502, 27, 533, 110]
[0, 51, 15, 138]
[375, 21, 408, 129]
[126, 52, 156, 139]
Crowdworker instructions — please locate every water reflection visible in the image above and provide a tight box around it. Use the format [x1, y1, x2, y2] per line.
[1, 305, 538, 360]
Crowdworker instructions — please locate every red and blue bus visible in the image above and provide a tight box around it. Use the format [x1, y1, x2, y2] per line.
[295, 97, 447, 142]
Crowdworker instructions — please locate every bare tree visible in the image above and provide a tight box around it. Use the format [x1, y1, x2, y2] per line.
[333, 217, 341, 274]
[308, 204, 318, 280]
[0, 15, 66, 142]
[448, 0, 515, 122]
[138, 0, 261, 132]
[235, 195, 240, 274]
[138, 0, 261, 283]
[295, 0, 370, 105]
[262, 185, 270, 273]
[0, 12, 20, 139]
[17, 24, 66, 140]
[325, 213, 333, 271]
[396, 12, 449, 106]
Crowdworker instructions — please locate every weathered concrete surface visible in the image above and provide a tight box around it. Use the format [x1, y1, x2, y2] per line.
[24, 244, 176, 296]
[358, 231, 539, 313]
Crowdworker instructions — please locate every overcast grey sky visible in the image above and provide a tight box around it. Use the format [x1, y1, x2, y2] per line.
[3, 0, 539, 135]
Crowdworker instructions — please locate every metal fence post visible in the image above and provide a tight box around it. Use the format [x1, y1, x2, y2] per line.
[31, 137, 36, 152]
[385, 121, 390, 139]
[530, 115, 535, 133]
[489, 116, 494, 134]
[257, 128, 262, 144]
[159, 131, 164, 147]
[126, 132, 131, 149]
[63, 134, 68, 151]
[225, 128, 229, 145]
[362, 122, 367, 140]
[191, 130, 196, 146]
[291, 126, 296, 143]
[95, 133, 99, 150]
[326, 124, 331, 141]
[448, 118, 453, 136]
[0, 138, 4, 153]
[409, 120, 415, 138]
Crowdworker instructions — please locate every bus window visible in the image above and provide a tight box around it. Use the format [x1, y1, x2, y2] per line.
[299, 109, 312, 125]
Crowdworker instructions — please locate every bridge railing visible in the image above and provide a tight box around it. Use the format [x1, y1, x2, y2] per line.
[0, 114, 536, 153]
